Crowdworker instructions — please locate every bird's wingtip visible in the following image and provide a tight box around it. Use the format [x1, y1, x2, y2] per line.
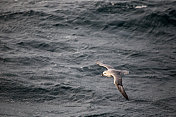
[121, 70, 129, 75]
[116, 84, 129, 100]
[96, 61, 101, 65]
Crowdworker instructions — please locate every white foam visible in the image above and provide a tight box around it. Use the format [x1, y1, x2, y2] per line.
[135, 5, 147, 9]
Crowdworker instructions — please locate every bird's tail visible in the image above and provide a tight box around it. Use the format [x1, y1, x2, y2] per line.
[115, 84, 129, 100]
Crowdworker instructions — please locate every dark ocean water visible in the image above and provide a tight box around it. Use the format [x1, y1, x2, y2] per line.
[0, 0, 176, 116]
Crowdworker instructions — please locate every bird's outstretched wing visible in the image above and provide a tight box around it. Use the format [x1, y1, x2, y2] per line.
[115, 70, 129, 75]
[96, 61, 113, 69]
[112, 72, 129, 100]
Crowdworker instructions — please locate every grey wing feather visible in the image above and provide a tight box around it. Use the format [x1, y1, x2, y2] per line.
[96, 61, 113, 69]
[115, 70, 129, 75]
[114, 82, 129, 100]
[112, 72, 129, 100]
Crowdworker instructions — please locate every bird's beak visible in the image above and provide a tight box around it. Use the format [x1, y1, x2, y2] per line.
[101, 73, 104, 76]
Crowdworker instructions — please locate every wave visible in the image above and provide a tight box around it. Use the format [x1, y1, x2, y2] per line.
[17, 40, 76, 53]
[0, 41, 12, 52]
[0, 1, 175, 33]
[0, 56, 50, 66]
[96, 5, 176, 32]
[152, 97, 176, 112]
[60, 1, 176, 32]
[0, 78, 94, 103]
[0, 10, 49, 20]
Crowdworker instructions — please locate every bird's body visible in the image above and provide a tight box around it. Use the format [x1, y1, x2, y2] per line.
[97, 61, 129, 100]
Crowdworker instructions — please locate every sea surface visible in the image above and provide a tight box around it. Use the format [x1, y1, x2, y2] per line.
[0, 0, 176, 116]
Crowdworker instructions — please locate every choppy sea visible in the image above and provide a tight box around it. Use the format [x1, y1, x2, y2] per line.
[0, 0, 176, 116]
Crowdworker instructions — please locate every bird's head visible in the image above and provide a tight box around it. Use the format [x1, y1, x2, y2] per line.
[102, 70, 112, 77]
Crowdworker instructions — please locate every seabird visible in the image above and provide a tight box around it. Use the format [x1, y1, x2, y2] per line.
[96, 61, 129, 100]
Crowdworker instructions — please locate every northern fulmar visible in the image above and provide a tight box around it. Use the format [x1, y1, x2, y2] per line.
[97, 61, 129, 100]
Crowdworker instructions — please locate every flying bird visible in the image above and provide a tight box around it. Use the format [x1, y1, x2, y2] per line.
[96, 61, 129, 100]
